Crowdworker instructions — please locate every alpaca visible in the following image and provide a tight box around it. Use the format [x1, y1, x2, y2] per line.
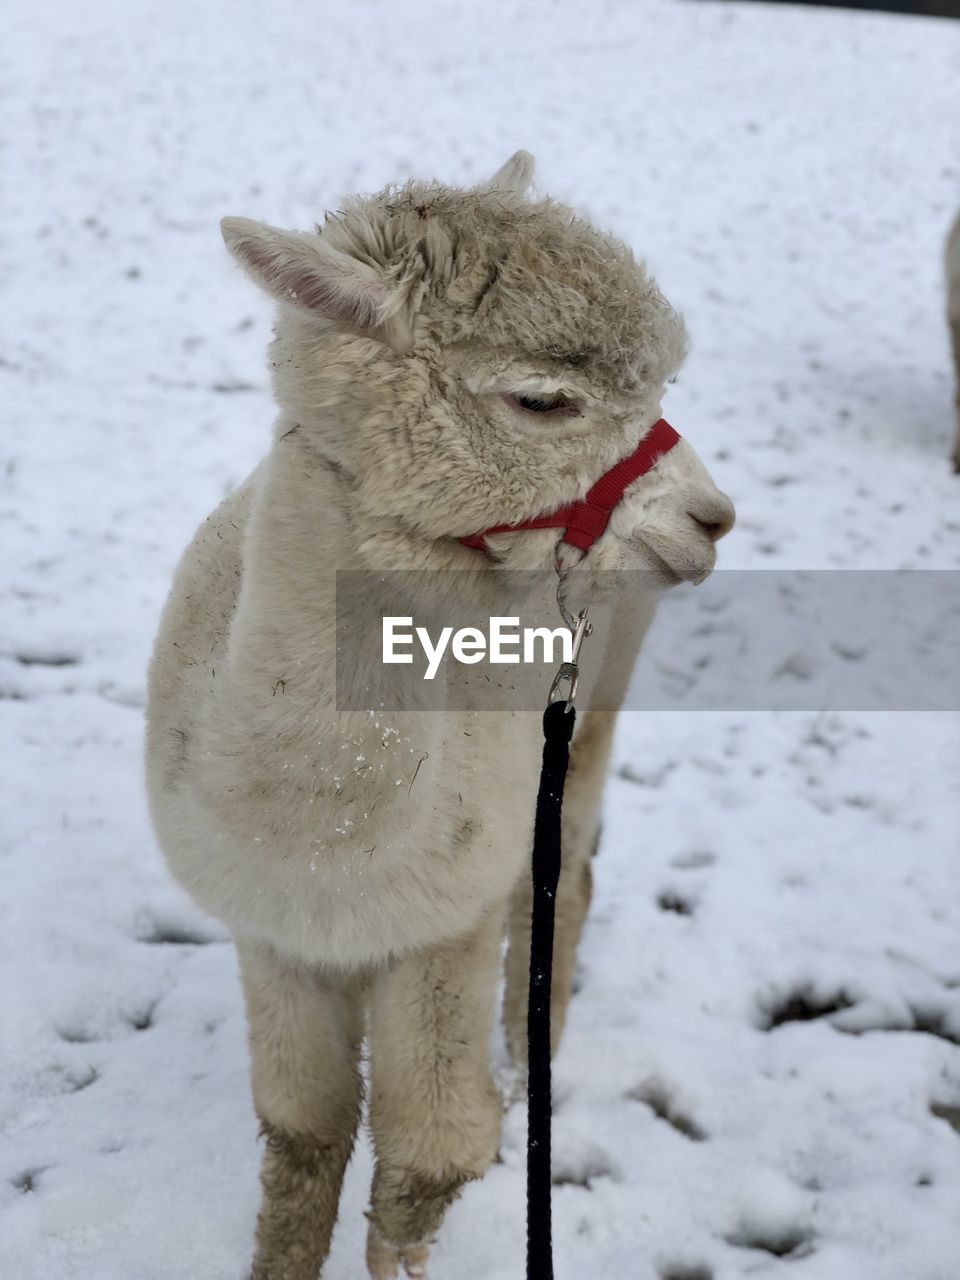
[145, 151, 735, 1280]
[948, 211, 960, 472]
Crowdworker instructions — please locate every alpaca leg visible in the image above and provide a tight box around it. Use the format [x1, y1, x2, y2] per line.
[503, 710, 617, 1071]
[237, 938, 363, 1280]
[365, 911, 505, 1278]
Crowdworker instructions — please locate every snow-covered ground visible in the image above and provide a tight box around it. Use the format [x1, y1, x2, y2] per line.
[2, 1, 960, 1277]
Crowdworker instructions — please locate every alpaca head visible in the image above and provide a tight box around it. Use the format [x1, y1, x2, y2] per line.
[221, 151, 733, 585]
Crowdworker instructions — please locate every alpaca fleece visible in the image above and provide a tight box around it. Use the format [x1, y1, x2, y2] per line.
[145, 150, 734, 1279]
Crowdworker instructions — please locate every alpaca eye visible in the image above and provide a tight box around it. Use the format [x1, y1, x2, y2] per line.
[503, 392, 577, 416]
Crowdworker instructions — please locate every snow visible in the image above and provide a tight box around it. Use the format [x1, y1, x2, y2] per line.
[2, 0, 960, 1277]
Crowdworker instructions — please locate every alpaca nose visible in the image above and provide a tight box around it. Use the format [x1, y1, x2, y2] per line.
[688, 493, 735, 542]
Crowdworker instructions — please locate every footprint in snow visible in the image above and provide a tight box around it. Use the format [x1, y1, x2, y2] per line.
[669, 850, 715, 870]
[9, 649, 80, 667]
[726, 1222, 814, 1260]
[931, 1100, 960, 1134]
[136, 912, 225, 946]
[550, 1131, 619, 1189]
[56, 997, 159, 1043]
[626, 1079, 707, 1142]
[758, 985, 854, 1031]
[11, 1166, 47, 1194]
[760, 983, 960, 1045]
[657, 889, 697, 917]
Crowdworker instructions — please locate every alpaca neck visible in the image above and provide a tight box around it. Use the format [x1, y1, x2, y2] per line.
[234, 424, 569, 717]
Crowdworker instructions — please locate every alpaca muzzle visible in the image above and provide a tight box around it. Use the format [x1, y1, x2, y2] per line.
[459, 418, 681, 556]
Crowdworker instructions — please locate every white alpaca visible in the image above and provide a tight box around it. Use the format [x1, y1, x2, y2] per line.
[145, 151, 734, 1280]
[947, 211, 960, 472]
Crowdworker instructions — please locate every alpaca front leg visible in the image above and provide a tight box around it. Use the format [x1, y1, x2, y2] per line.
[365, 911, 504, 1279]
[236, 939, 364, 1280]
[503, 710, 617, 1072]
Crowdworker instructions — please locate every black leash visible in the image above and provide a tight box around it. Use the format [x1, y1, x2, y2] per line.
[527, 699, 576, 1280]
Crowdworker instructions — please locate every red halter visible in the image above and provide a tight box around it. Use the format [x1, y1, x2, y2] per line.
[459, 418, 681, 555]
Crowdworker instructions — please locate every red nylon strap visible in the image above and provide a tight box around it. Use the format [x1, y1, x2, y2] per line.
[459, 418, 681, 554]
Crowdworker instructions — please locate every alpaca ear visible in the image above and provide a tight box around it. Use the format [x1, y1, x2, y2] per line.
[485, 150, 535, 195]
[220, 217, 389, 332]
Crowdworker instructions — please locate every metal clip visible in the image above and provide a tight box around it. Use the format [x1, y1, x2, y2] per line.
[548, 607, 590, 711]
[555, 562, 589, 633]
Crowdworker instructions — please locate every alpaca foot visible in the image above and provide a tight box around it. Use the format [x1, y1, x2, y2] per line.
[366, 1225, 431, 1279]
